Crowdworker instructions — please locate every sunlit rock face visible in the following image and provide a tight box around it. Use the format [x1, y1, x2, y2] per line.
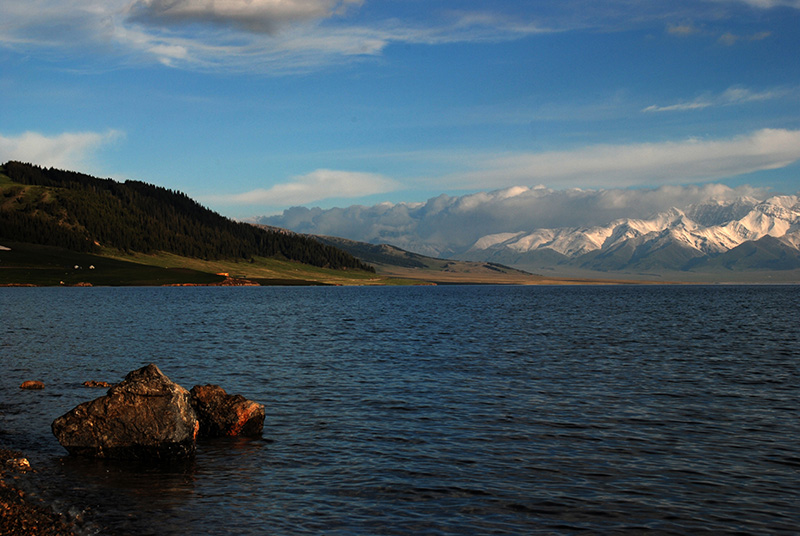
[52, 364, 199, 460]
[190, 385, 265, 438]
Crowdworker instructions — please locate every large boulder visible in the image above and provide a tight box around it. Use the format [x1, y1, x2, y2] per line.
[52, 364, 199, 460]
[190, 385, 265, 438]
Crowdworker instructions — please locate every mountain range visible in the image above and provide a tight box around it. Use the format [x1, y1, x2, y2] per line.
[460, 195, 800, 279]
[261, 190, 800, 282]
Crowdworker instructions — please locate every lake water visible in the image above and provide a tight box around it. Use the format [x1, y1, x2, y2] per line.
[1, 285, 798, 535]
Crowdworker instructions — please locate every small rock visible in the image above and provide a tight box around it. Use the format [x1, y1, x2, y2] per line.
[82, 380, 112, 388]
[20, 380, 44, 390]
[190, 385, 265, 438]
[5, 458, 31, 472]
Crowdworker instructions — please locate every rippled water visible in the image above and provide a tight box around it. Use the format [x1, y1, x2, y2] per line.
[1, 285, 798, 535]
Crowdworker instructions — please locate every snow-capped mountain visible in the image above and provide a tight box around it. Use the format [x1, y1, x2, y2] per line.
[462, 195, 800, 273]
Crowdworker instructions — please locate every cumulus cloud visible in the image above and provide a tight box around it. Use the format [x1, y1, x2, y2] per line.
[126, 0, 364, 34]
[259, 183, 773, 257]
[445, 129, 800, 190]
[0, 130, 122, 170]
[209, 169, 399, 207]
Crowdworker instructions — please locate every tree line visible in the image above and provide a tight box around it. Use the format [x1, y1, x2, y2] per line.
[0, 161, 374, 272]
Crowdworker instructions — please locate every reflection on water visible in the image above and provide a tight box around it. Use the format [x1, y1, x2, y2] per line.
[1, 285, 799, 535]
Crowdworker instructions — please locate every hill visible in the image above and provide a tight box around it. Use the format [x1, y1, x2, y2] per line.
[312, 235, 654, 285]
[0, 161, 374, 276]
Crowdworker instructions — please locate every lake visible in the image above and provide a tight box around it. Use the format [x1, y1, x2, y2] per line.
[1, 285, 798, 535]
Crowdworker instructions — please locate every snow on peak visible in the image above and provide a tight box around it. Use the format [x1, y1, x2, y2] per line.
[468, 232, 526, 251]
[467, 194, 800, 259]
[763, 195, 799, 210]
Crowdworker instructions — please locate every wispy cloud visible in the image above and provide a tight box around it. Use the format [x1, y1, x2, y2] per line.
[717, 30, 771, 45]
[0, 1, 549, 73]
[444, 128, 800, 190]
[0, 130, 122, 170]
[710, 0, 800, 8]
[667, 24, 702, 36]
[208, 169, 400, 207]
[643, 86, 787, 112]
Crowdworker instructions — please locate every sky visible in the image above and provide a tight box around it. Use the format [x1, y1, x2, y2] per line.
[1, 0, 799, 223]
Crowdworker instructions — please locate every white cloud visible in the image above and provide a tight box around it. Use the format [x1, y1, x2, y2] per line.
[259, 183, 773, 257]
[445, 129, 800, 190]
[0, 130, 122, 170]
[0, 1, 548, 73]
[210, 169, 399, 207]
[643, 86, 786, 112]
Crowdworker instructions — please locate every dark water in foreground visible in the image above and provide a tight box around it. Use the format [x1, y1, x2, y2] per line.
[1, 285, 798, 535]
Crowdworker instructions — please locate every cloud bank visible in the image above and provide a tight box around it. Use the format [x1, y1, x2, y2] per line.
[213, 128, 800, 211]
[445, 129, 800, 190]
[0, 130, 122, 170]
[259, 183, 774, 257]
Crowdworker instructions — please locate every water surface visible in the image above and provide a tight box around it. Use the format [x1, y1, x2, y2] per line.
[1, 285, 798, 534]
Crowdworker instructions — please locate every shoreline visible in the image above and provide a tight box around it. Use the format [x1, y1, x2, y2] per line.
[0, 446, 77, 535]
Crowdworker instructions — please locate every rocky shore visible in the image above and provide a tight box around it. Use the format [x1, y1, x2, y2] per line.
[1, 364, 266, 534]
[0, 447, 76, 536]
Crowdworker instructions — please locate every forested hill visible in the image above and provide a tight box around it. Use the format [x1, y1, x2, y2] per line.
[0, 161, 373, 272]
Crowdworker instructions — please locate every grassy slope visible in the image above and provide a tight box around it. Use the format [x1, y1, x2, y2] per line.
[0, 242, 422, 286]
[315, 235, 660, 285]
[101, 249, 417, 286]
[0, 242, 224, 286]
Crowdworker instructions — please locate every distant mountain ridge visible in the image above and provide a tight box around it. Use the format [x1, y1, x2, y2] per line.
[461, 195, 800, 274]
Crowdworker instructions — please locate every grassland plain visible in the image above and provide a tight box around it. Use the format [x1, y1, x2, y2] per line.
[0, 242, 411, 287]
[1, 241, 672, 286]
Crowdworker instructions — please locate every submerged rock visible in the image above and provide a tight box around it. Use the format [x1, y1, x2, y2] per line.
[52, 364, 199, 460]
[190, 385, 265, 438]
[82, 380, 112, 388]
[19, 381, 44, 390]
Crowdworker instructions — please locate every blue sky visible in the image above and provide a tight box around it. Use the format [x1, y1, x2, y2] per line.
[1, 0, 799, 220]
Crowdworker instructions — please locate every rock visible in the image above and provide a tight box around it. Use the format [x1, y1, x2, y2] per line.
[52, 364, 199, 460]
[190, 385, 265, 438]
[82, 380, 112, 388]
[5, 458, 31, 472]
[19, 381, 44, 390]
